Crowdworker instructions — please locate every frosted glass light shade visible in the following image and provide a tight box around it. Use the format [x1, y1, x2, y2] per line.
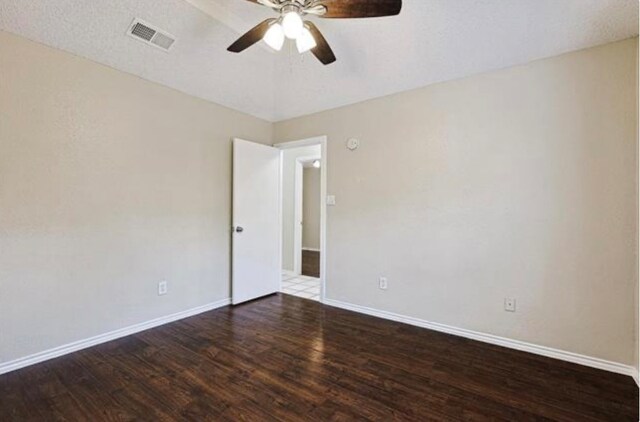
[282, 11, 303, 39]
[296, 27, 317, 53]
[263, 23, 285, 51]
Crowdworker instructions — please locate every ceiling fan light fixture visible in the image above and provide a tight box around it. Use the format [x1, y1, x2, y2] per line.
[282, 11, 304, 39]
[226, 0, 403, 65]
[263, 22, 285, 51]
[296, 26, 317, 53]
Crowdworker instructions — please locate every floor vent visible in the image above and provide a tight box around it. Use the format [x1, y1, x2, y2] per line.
[127, 19, 175, 51]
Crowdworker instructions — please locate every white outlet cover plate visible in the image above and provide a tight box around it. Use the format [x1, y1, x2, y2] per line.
[158, 281, 168, 295]
[504, 298, 516, 312]
[379, 277, 388, 290]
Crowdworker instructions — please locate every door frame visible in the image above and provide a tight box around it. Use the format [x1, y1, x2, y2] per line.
[274, 136, 327, 303]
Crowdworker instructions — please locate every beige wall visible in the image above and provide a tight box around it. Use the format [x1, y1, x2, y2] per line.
[636, 45, 639, 377]
[303, 167, 321, 250]
[1, 28, 637, 370]
[275, 38, 639, 365]
[0, 31, 272, 363]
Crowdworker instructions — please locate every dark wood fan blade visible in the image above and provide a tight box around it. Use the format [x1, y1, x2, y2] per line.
[227, 19, 275, 53]
[318, 0, 402, 18]
[306, 22, 336, 65]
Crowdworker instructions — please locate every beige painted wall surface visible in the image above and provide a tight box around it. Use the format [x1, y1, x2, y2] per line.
[303, 167, 321, 250]
[0, 31, 272, 363]
[636, 48, 639, 377]
[275, 38, 639, 365]
[281, 145, 321, 271]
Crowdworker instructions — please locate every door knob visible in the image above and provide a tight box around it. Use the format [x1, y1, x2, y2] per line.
[234, 226, 244, 233]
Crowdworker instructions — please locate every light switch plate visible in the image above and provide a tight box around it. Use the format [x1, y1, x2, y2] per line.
[326, 195, 336, 206]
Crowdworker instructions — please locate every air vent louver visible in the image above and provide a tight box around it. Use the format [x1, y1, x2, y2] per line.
[127, 19, 175, 52]
[131, 22, 156, 41]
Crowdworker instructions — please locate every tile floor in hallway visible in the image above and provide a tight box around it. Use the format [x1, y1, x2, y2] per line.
[281, 272, 320, 301]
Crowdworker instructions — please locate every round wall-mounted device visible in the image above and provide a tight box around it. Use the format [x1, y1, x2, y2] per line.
[346, 138, 360, 151]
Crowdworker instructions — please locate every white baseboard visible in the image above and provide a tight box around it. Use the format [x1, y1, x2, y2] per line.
[282, 269, 297, 277]
[3, 296, 635, 382]
[302, 247, 320, 252]
[324, 298, 636, 378]
[0, 298, 231, 376]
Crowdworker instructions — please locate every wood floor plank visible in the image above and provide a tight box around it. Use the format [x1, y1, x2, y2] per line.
[1, 294, 637, 421]
[302, 250, 320, 277]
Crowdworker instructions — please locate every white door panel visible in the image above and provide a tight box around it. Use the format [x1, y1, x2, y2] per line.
[232, 139, 281, 305]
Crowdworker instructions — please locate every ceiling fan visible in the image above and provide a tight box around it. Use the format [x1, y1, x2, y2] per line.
[227, 0, 402, 65]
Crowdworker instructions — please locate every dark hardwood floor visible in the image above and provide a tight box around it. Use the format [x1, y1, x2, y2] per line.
[1, 294, 637, 421]
[301, 250, 320, 277]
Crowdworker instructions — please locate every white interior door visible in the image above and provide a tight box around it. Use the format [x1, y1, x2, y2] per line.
[232, 139, 281, 305]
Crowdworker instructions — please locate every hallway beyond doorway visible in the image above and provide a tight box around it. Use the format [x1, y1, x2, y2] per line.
[301, 249, 320, 278]
[281, 271, 320, 301]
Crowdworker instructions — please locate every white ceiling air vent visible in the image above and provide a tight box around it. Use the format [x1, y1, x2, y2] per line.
[127, 18, 176, 52]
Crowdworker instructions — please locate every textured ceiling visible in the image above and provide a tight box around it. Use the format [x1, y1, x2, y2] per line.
[0, 0, 638, 122]
[0, 0, 277, 120]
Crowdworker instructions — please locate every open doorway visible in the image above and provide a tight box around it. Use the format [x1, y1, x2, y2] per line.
[300, 163, 321, 278]
[276, 137, 327, 302]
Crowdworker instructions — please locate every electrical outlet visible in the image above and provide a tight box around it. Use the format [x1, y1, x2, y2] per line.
[379, 277, 388, 290]
[158, 281, 168, 296]
[504, 298, 516, 312]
